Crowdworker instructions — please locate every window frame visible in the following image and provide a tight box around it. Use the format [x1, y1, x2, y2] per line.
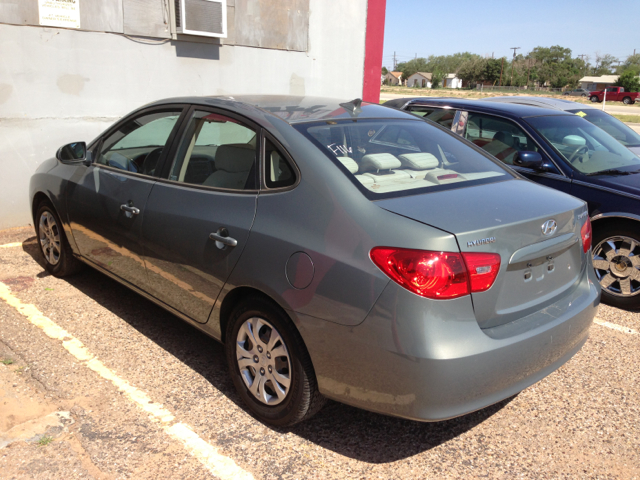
[89, 105, 190, 180]
[153, 105, 262, 194]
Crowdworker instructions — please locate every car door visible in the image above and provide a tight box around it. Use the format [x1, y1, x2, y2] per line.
[461, 111, 573, 195]
[140, 108, 260, 323]
[66, 107, 186, 288]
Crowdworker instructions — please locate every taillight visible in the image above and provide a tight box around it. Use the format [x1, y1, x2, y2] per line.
[370, 247, 500, 299]
[462, 252, 501, 292]
[581, 217, 592, 253]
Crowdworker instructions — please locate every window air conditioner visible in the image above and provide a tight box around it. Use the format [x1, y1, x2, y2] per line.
[174, 0, 227, 38]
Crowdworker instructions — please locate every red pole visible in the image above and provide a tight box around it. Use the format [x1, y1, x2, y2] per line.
[362, 0, 387, 104]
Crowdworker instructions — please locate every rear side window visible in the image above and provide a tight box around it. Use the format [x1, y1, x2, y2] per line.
[265, 138, 296, 188]
[294, 119, 510, 198]
[464, 113, 539, 165]
[168, 110, 257, 190]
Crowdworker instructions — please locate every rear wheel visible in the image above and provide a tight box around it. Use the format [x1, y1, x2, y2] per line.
[35, 202, 84, 277]
[225, 296, 325, 427]
[622, 96, 632, 105]
[590, 96, 599, 103]
[592, 223, 640, 310]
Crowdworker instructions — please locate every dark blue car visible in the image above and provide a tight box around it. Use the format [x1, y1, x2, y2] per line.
[385, 97, 640, 310]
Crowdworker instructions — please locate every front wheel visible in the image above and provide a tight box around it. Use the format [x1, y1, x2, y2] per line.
[35, 202, 84, 277]
[590, 96, 599, 103]
[592, 223, 640, 310]
[225, 297, 325, 427]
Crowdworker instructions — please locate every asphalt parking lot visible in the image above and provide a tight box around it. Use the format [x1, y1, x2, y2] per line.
[1, 225, 639, 479]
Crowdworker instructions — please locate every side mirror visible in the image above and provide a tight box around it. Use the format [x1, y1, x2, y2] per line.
[514, 151, 544, 169]
[56, 141, 90, 165]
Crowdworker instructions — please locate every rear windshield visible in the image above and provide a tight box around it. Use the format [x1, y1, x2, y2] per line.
[526, 115, 640, 175]
[567, 109, 640, 147]
[294, 119, 510, 198]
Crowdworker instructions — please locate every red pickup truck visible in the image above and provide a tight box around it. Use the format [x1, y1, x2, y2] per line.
[589, 87, 639, 104]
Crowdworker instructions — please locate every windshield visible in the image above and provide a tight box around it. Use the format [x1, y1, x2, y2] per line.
[294, 119, 510, 197]
[567, 109, 640, 147]
[525, 115, 640, 175]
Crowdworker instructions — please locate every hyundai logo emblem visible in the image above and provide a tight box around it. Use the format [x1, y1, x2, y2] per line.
[541, 219, 557, 236]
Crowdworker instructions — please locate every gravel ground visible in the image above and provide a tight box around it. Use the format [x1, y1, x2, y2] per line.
[1, 225, 639, 479]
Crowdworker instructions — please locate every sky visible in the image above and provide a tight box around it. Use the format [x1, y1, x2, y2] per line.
[382, 0, 638, 70]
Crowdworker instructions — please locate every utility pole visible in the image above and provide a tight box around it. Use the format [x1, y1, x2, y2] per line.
[527, 57, 531, 87]
[509, 47, 520, 86]
[393, 51, 397, 70]
[499, 57, 504, 86]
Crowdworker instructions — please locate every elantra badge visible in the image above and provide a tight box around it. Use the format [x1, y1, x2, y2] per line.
[541, 219, 557, 236]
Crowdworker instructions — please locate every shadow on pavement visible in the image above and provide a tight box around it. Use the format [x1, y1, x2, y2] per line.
[21, 238, 514, 463]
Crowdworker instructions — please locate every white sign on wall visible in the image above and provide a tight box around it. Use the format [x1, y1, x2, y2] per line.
[38, 0, 81, 29]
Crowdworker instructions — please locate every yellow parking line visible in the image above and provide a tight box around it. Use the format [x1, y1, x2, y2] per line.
[0, 242, 25, 248]
[0, 282, 254, 480]
[594, 318, 638, 335]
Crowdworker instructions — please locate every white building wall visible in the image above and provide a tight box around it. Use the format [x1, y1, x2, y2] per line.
[0, 0, 368, 228]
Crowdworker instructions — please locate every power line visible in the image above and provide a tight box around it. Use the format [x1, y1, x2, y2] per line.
[509, 47, 520, 86]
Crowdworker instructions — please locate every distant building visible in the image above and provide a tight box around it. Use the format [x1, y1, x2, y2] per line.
[443, 74, 462, 89]
[407, 72, 432, 88]
[579, 75, 619, 91]
[384, 71, 403, 85]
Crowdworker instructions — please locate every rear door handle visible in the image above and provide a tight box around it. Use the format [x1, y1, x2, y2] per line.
[120, 204, 140, 215]
[209, 228, 237, 248]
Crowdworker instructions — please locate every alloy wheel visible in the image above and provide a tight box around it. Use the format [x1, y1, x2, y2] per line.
[236, 317, 291, 406]
[39, 211, 61, 266]
[593, 235, 640, 297]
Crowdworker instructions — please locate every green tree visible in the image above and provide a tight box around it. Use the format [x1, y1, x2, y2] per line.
[614, 71, 640, 92]
[618, 54, 640, 75]
[381, 66, 389, 76]
[457, 58, 486, 85]
[483, 58, 503, 84]
[431, 70, 445, 88]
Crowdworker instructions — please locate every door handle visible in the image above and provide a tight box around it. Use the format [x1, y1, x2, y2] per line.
[120, 204, 140, 215]
[209, 228, 237, 248]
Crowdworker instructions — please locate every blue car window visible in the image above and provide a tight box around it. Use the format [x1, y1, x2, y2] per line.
[526, 115, 640, 175]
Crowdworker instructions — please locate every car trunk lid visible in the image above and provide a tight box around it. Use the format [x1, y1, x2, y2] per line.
[375, 179, 588, 329]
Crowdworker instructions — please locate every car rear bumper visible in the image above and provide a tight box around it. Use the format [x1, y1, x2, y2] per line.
[296, 261, 600, 422]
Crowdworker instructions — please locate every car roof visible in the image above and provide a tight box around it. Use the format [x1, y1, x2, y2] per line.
[482, 96, 596, 112]
[386, 96, 574, 118]
[144, 95, 415, 125]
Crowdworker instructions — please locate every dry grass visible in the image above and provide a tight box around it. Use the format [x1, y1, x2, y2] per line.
[612, 114, 640, 124]
[380, 86, 594, 104]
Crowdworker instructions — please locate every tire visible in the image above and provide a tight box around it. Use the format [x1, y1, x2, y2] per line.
[35, 201, 84, 277]
[225, 296, 325, 427]
[592, 223, 640, 310]
[623, 96, 632, 105]
[590, 96, 599, 103]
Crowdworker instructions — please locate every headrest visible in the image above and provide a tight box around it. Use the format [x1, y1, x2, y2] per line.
[493, 131, 515, 147]
[337, 156, 359, 174]
[359, 153, 401, 173]
[562, 135, 586, 147]
[215, 144, 255, 172]
[397, 153, 439, 170]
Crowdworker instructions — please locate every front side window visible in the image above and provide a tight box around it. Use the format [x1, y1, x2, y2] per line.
[567, 109, 640, 147]
[526, 115, 640, 175]
[465, 113, 539, 165]
[168, 110, 257, 190]
[294, 119, 510, 198]
[96, 110, 182, 175]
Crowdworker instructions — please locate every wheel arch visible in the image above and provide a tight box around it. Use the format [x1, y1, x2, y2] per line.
[31, 191, 53, 224]
[591, 212, 640, 232]
[218, 286, 298, 345]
